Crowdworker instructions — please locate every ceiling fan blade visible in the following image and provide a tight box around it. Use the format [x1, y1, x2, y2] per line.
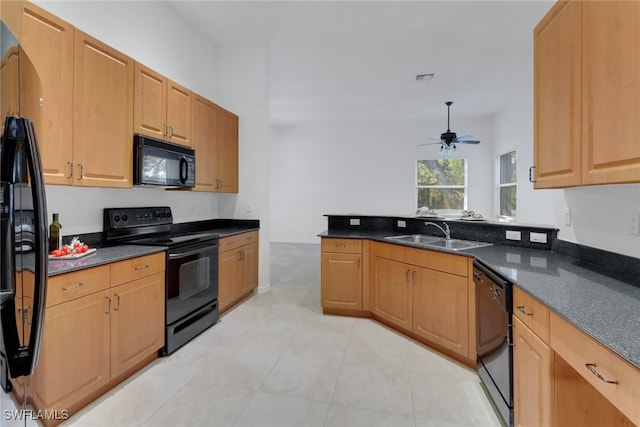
[455, 135, 481, 144]
[418, 142, 442, 146]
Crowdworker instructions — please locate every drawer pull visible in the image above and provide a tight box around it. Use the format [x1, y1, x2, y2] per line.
[63, 282, 85, 291]
[335, 244, 346, 248]
[134, 264, 149, 271]
[585, 363, 619, 385]
[516, 305, 534, 316]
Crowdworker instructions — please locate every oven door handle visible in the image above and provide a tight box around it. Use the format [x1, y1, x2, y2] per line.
[168, 244, 219, 260]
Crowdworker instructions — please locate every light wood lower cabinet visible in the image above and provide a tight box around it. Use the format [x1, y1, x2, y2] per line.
[513, 286, 639, 427]
[321, 238, 363, 311]
[412, 266, 469, 357]
[371, 256, 412, 330]
[219, 231, 259, 313]
[31, 290, 111, 415]
[513, 315, 553, 427]
[18, 253, 165, 425]
[320, 238, 474, 362]
[109, 273, 164, 378]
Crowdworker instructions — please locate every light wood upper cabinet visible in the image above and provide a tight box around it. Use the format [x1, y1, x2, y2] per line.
[73, 29, 133, 188]
[192, 94, 217, 190]
[533, 0, 640, 188]
[191, 97, 239, 193]
[133, 63, 166, 141]
[134, 62, 192, 147]
[581, 1, 640, 185]
[533, 0, 581, 189]
[214, 105, 239, 193]
[20, 2, 74, 185]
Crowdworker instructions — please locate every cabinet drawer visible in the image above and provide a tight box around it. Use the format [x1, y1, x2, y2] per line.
[220, 230, 259, 253]
[412, 249, 468, 277]
[110, 252, 165, 286]
[47, 265, 111, 307]
[321, 238, 362, 254]
[550, 311, 640, 425]
[513, 286, 550, 344]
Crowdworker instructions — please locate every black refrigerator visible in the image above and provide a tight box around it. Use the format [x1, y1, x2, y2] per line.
[0, 18, 49, 394]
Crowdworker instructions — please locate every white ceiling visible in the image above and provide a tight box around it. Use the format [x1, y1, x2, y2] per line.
[168, 1, 554, 126]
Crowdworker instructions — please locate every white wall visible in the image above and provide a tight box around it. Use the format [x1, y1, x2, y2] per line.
[215, 43, 271, 290]
[269, 117, 494, 244]
[493, 85, 640, 259]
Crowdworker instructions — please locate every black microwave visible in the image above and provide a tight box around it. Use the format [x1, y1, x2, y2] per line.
[133, 134, 196, 188]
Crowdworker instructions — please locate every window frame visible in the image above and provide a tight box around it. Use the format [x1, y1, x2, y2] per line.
[496, 150, 517, 219]
[416, 158, 468, 215]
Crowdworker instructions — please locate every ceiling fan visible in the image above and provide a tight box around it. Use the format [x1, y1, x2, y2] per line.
[419, 101, 481, 155]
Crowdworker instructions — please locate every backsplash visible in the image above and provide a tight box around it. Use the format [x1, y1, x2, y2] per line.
[326, 214, 558, 250]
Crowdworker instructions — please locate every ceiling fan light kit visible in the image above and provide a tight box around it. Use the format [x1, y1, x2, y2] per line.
[419, 101, 481, 155]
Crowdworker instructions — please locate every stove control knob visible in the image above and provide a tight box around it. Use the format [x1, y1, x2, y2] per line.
[113, 214, 120, 223]
[122, 214, 128, 222]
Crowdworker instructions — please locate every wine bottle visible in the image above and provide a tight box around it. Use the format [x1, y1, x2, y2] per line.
[49, 213, 62, 253]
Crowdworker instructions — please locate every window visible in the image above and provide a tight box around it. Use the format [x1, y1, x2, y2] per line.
[498, 151, 517, 217]
[417, 159, 467, 214]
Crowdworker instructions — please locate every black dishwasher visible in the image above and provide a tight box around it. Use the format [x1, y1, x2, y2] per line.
[474, 260, 513, 427]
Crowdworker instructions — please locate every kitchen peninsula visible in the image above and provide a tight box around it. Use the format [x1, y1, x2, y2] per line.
[320, 214, 640, 426]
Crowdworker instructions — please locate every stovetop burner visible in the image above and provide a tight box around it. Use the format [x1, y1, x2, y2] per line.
[103, 207, 218, 247]
[129, 232, 219, 248]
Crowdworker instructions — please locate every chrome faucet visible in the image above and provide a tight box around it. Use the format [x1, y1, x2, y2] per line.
[425, 221, 451, 240]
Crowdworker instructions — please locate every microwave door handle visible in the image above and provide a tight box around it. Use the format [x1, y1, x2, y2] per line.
[179, 157, 188, 184]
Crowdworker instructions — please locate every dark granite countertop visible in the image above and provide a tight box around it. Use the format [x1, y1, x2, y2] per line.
[48, 245, 166, 276]
[49, 221, 260, 276]
[319, 229, 640, 369]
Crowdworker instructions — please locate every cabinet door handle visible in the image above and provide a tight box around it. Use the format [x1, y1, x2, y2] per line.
[67, 161, 73, 178]
[169, 126, 174, 139]
[105, 296, 112, 314]
[405, 270, 410, 283]
[163, 124, 168, 138]
[529, 166, 536, 183]
[357, 258, 360, 269]
[114, 294, 121, 311]
[516, 305, 534, 316]
[585, 363, 618, 385]
[412, 270, 415, 284]
[134, 264, 149, 271]
[77, 163, 84, 180]
[63, 282, 85, 291]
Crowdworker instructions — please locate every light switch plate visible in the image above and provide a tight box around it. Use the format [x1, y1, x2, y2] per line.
[350, 218, 360, 226]
[506, 230, 521, 241]
[530, 232, 548, 243]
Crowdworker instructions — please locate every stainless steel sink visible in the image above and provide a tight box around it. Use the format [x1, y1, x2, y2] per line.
[385, 234, 492, 251]
[385, 234, 444, 244]
[421, 238, 492, 251]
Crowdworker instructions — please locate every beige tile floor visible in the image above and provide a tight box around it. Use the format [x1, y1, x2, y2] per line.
[2, 243, 502, 427]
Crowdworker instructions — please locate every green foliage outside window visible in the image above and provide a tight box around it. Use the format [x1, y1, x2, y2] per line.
[417, 159, 466, 212]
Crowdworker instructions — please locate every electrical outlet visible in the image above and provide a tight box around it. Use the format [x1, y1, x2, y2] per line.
[350, 218, 361, 226]
[631, 213, 640, 236]
[397, 220, 407, 228]
[246, 203, 253, 213]
[564, 208, 572, 227]
[530, 232, 548, 244]
[506, 230, 521, 241]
